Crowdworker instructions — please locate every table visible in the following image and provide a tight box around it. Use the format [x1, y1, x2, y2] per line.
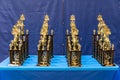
[0, 55, 119, 80]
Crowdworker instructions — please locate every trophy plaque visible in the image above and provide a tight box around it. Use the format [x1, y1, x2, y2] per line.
[9, 14, 29, 66]
[66, 15, 81, 67]
[37, 15, 54, 66]
[92, 14, 114, 66]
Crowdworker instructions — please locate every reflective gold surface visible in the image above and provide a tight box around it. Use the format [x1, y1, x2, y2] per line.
[97, 14, 111, 51]
[66, 15, 81, 67]
[11, 14, 26, 50]
[70, 15, 81, 51]
[37, 15, 51, 66]
[39, 15, 49, 50]
[95, 14, 114, 66]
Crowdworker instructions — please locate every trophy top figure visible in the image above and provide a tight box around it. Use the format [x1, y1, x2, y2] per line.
[70, 15, 75, 21]
[70, 14, 78, 35]
[40, 15, 49, 35]
[44, 14, 49, 21]
[20, 14, 25, 21]
[97, 16, 112, 50]
[70, 15, 78, 35]
[97, 14, 103, 21]
[15, 14, 26, 35]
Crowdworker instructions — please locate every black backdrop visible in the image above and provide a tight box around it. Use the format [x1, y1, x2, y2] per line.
[0, 0, 120, 65]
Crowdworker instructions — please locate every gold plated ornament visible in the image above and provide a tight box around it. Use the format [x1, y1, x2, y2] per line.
[92, 14, 114, 66]
[66, 15, 81, 67]
[37, 15, 54, 66]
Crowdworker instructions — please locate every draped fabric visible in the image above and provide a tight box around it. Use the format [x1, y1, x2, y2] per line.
[0, 70, 119, 80]
[0, 0, 120, 65]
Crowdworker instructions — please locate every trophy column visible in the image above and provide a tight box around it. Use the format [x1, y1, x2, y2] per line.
[8, 14, 29, 66]
[50, 30, 54, 58]
[92, 30, 96, 58]
[9, 43, 14, 64]
[25, 29, 29, 58]
[37, 15, 54, 66]
[66, 15, 82, 67]
[92, 14, 115, 66]
[22, 35, 26, 60]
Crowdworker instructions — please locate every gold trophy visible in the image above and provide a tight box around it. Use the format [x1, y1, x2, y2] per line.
[9, 14, 29, 66]
[37, 15, 54, 66]
[66, 15, 81, 67]
[92, 14, 114, 66]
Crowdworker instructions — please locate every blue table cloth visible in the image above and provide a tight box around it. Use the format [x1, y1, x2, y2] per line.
[0, 55, 119, 80]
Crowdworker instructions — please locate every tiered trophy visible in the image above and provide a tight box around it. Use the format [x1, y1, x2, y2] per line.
[92, 14, 114, 66]
[9, 14, 29, 66]
[37, 15, 54, 66]
[66, 15, 81, 67]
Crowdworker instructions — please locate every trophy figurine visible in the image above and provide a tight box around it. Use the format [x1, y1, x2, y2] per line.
[92, 14, 114, 66]
[37, 15, 54, 66]
[8, 14, 29, 66]
[66, 15, 81, 67]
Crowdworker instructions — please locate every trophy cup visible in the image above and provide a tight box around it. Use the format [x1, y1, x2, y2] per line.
[37, 15, 54, 66]
[66, 15, 81, 67]
[8, 14, 29, 66]
[92, 14, 114, 66]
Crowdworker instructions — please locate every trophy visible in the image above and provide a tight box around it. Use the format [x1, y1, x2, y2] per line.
[37, 15, 54, 66]
[9, 14, 29, 66]
[66, 15, 81, 67]
[92, 14, 114, 66]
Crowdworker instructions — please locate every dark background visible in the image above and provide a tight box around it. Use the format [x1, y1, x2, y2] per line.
[0, 0, 120, 66]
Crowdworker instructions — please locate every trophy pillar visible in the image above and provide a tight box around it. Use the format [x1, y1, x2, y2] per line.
[92, 29, 97, 58]
[37, 45, 42, 66]
[96, 35, 99, 59]
[9, 50, 13, 64]
[111, 44, 114, 65]
[26, 29, 29, 58]
[22, 35, 26, 59]
[66, 29, 69, 59]
[9, 43, 14, 64]
[19, 44, 23, 65]
[66, 15, 82, 67]
[50, 30, 54, 58]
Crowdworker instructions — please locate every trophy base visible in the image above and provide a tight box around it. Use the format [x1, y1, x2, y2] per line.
[69, 63, 81, 67]
[8, 61, 22, 66]
[69, 65, 81, 67]
[37, 63, 49, 66]
[102, 64, 115, 66]
[8, 64, 21, 66]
